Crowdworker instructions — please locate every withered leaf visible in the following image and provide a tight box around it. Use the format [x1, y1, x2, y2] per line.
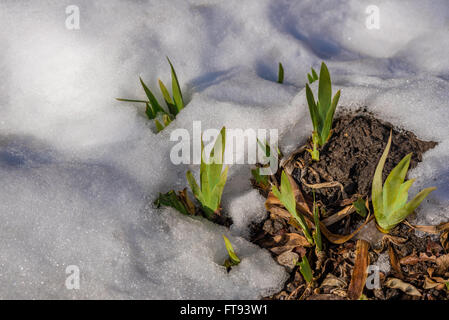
[347, 240, 370, 300]
[385, 278, 422, 297]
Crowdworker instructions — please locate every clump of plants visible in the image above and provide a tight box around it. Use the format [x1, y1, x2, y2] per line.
[117, 57, 184, 132]
[271, 171, 314, 244]
[186, 127, 228, 219]
[305, 62, 340, 161]
[156, 127, 229, 222]
[372, 132, 437, 233]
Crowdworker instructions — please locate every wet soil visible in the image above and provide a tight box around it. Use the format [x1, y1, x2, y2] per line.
[292, 109, 437, 207]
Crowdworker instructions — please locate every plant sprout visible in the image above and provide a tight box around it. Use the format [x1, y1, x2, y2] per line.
[297, 255, 313, 283]
[251, 139, 281, 189]
[223, 235, 241, 269]
[305, 62, 341, 161]
[272, 171, 313, 244]
[372, 131, 436, 233]
[278, 62, 284, 84]
[186, 127, 229, 219]
[307, 67, 318, 84]
[117, 57, 184, 132]
[154, 189, 195, 216]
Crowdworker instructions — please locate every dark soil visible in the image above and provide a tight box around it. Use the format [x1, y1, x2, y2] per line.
[292, 109, 437, 207]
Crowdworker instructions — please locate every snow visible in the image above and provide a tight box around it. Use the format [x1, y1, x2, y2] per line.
[0, 0, 448, 299]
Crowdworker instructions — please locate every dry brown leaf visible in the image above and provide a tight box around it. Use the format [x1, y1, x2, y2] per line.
[404, 220, 449, 235]
[347, 240, 370, 300]
[321, 274, 347, 289]
[322, 205, 355, 226]
[385, 278, 422, 297]
[276, 251, 299, 271]
[423, 276, 447, 290]
[400, 252, 420, 265]
[436, 254, 449, 274]
[269, 233, 312, 255]
[441, 231, 449, 253]
[388, 243, 403, 279]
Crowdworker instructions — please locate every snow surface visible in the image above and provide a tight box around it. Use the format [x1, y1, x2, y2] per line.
[0, 0, 448, 299]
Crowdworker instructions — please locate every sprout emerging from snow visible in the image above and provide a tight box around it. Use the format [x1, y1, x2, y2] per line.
[305, 62, 341, 161]
[186, 127, 229, 219]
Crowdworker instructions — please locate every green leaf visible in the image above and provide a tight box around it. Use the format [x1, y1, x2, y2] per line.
[306, 84, 319, 132]
[145, 102, 156, 120]
[307, 73, 314, 84]
[140, 77, 166, 115]
[387, 187, 436, 230]
[154, 119, 164, 132]
[251, 168, 269, 188]
[158, 79, 178, 116]
[311, 68, 318, 81]
[383, 153, 411, 213]
[353, 198, 367, 218]
[372, 131, 392, 223]
[318, 62, 332, 120]
[393, 179, 415, 212]
[271, 171, 313, 243]
[154, 190, 190, 215]
[223, 235, 241, 265]
[167, 57, 184, 113]
[320, 89, 340, 146]
[209, 166, 228, 212]
[278, 62, 284, 84]
[163, 114, 172, 126]
[116, 98, 149, 103]
[297, 256, 313, 283]
[186, 170, 203, 202]
[208, 127, 226, 190]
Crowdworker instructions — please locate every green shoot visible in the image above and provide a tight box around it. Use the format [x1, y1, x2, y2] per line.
[251, 139, 281, 189]
[353, 198, 367, 218]
[186, 127, 229, 219]
[372, 131, 437, 233]
[307, 67, 319, 84]
[272, 171, 313, 244]
[278, 62, 284, 84]
[297, 255, 313, 284]
[154, 189, 195, 216]
[305, 62, 341, 161]
[223, 235, 241, 268]
[312, 192, 322, 252]
[116, 57, 184, 132]
[251, 168, 269, 189]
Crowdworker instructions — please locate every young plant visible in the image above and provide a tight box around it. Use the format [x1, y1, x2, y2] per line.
[305, 62, 341, 161]
[117, 57, 184, 132]
[223, 235, 241, 269]
[278, 62, 284, 84]
[186, 127, 229, 219]
[251, 139, 281, 189]
[297, 255, 313, 284]
[272, 171, 313, 244]
[372, 132, 437, 233]
[154, 189, 196, 216]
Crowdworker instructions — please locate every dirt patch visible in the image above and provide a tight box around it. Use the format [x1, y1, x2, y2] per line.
[291, 109, 437, 207]
[250, 109, 447, 300]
